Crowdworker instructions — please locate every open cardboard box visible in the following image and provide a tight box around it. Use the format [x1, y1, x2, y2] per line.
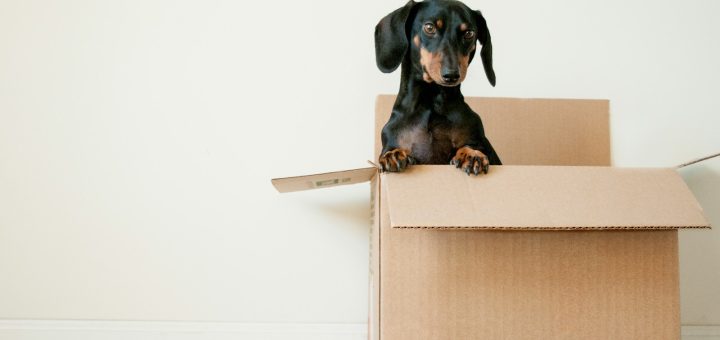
[272, 95, 710, 339]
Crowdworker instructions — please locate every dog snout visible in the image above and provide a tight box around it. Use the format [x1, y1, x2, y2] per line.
[440, 47, 461, 84]
[441, 70, 460, 83]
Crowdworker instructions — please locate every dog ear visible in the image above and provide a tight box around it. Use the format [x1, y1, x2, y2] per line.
[474, 10, 496, 86]
[374, 1, 417, 73]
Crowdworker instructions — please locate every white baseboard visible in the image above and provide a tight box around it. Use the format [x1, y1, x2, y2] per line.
[0, 320, 367, 340]
[0, 320, 717, 340]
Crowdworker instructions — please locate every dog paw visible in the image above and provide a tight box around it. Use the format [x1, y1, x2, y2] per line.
[450, 146, 489, 175]
[379, 148, 415, 172]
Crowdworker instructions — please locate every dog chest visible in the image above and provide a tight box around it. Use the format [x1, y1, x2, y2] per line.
[395, 110, 476, 164]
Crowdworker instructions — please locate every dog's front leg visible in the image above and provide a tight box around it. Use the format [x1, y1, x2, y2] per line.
[378, 119, 417, 172]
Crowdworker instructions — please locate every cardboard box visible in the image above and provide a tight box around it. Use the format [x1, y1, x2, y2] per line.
[272, 95, 710, 339]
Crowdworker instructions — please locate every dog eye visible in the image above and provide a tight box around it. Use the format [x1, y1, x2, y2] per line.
[464, 30, 476, 40]
[423, 23, 437, 35]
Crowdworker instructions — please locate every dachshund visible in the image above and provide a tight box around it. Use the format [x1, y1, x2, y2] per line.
[375, 0, 501, 175]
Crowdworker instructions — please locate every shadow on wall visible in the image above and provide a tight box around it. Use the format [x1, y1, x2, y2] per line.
[677, 162, 720, 324]
[680, 163, 720, 224]
[300, 190, 372, 230]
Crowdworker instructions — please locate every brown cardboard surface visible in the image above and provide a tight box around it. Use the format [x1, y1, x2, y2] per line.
[375, 95, 610, 165]
[376, 176, 685, 339]
[379, 223, 681, 339]
[383, 165, 709, 230]
[271, 167, 376, 193]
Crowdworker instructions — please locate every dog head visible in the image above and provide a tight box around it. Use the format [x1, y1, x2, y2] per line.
[375, 0, 495, 87]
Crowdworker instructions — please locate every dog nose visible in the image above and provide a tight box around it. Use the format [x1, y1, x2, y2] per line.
[441, 72, 460, 83]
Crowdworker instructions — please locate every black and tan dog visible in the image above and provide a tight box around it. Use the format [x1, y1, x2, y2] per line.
[375, 0, 501, 175]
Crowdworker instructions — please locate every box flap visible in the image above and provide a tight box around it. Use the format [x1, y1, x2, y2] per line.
[384, 165, 709, 230]
[272, 167, 377, 193]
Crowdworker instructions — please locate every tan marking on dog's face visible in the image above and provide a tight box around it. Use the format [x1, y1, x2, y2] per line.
[422, 70, 433, 83]
[459, 23, 468, 31]
[458, 53, 470, 84]
[436, 19, 443, 29]
[457, 43, 476, 84]
[413, 34, 420, 47]
[419, 47, 443, 84]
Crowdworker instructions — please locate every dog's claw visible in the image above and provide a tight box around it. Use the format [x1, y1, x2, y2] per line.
[379, 148, 413, 173]
[388, 154, 398, 172]
[451, 146, 490, 176]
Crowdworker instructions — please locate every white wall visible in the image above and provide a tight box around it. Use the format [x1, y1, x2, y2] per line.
[0, 0, 718, 331]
